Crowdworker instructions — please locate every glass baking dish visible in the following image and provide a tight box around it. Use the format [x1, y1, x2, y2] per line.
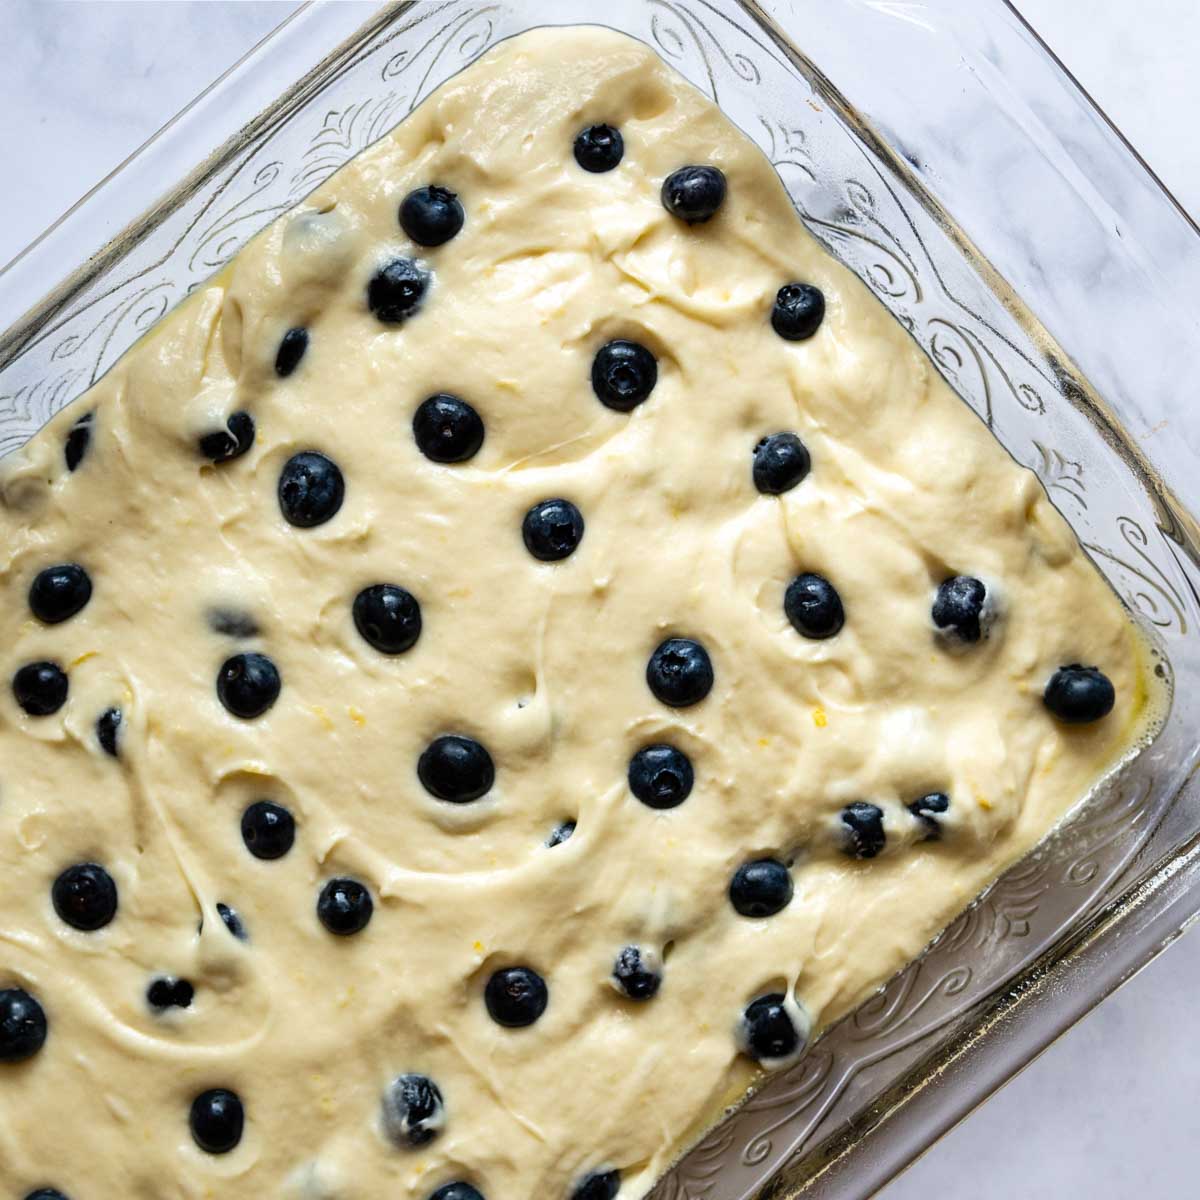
[4, 2, 1200, 1197]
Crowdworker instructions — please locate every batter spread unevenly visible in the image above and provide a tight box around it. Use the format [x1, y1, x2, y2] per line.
[0, 27, 1153, 1200]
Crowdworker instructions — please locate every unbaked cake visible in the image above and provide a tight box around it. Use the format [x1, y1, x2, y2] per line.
[0, 26, 1151, 1200]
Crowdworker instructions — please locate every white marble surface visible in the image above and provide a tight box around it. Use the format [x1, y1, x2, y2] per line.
[2, 3, 1198, 1197]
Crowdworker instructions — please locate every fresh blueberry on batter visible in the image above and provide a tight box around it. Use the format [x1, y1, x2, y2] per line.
[190, 1087, 244, 1154]
[523, 498, 585, 561]
[317, 878, 373, 936]
[368, 257, 430, 323]
[24, 1190, 69, 1200]
[96, 707, 122, 757]
[275, 326, 309, 377]
[572, 1170, 620, 1200]
[661, 164, 726, 223]
[784, 573, 844, 640]
[729, 859, 793, 918]
[741, 993, 799, 1062]
[64, 411, 93, 472]
[1043, 664, 1115, 724]
[591, 340, 657, 412]
[646, 638, 713, 707]
[413, 393, 485, 463]
[401, 185, 465, 247]
[771, 283, 825, 341]
[199, 411, 255, 463]
[0, 987, 47, 1062]
[431, 1184, 484, 1200]
[627, 743, 694, 809]
[932, 576, 988, 643]
[241, 800, 295, 860]
[418, 735, 495, 803]
[612, 946, 661, 1000]
[12, 662, 68, 717]
[547, 820, 576, 848]
[353, 584, 422, 655]
[278, 450, 345, 527]
[753, 432, 811, 495]
[217, 902, 247, 941]
[28, 562, 92, 624]
[908, 791, 950, 839]
[384, 1073, 445, 1148]
[147, 977, 194, 1010]
[217, 652, 280, 719]
[52, 862, 118, 931]
[574, 124, 624, 172]
[484, 966, 548, 1028]
[840, 802, 886, 859]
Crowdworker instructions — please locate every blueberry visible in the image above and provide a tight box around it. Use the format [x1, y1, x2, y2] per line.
[13, 661, 69, 717]
[908, 791, 950, 840]
[96, 707, 122, 757]
[189, 1087, 244, 1154]
[572, 1170, 620, 1200]
[932, 576, 987, 643]
[431, 1184, 484, 1200]
[484, 965, 548, 1028]
[591, 340, 657, 412]
[729, 859, 793, 918]
[771, 283, 825, 341]
[216, 902, 247, 941]
[413, 393, 485, 463]
[275, 326, 309, 377]
[241, 800, 295, 860]
[0, 987, 47, 1062]
[384, 1073, 445, 1148]
[147, 976, 194, 1010]
[1044, 664, 1115, 724]
[317, 877, 373, 936]
[400, 185, 465, 247]
[612, 945, 660, 1000]
[25, 1190, 69, 1200]
[353, 584, 422, 654]
[522, 498, 585, 562]
[574, 124, 624, 172]
[741, 993, 799, 1062]
[199, 412, 255, 463]
[646, 637, 713, 707]
[368, 257, 429, 323]
[278, 450, 345, 527]
[64, 411, 93, 472]
[418, 735, 495, 803]
[217, 652, 280, 719]
[841, 802, 886, 859]
[52, 862, 117, 931]
[753, 433, 811, 495]
[208, 608, 260, 638]
[627, 744, 694, 809]
[29, 563, 92, 624]
[784, 573, 844, 639]
[546, 820, 576, 848]
[661, 164, 727, 223]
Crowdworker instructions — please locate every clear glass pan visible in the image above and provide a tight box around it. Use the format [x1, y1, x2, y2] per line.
[4, 3, 1200, 1198]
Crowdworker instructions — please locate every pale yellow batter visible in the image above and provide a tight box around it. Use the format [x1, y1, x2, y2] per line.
[0, 27, 1151, 1200]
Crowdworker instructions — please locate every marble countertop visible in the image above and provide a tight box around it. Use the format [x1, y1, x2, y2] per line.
[2, 3, 1197, 1197]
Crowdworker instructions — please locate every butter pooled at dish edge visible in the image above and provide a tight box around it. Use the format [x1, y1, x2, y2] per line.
[0, 26, 1151, 1200]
